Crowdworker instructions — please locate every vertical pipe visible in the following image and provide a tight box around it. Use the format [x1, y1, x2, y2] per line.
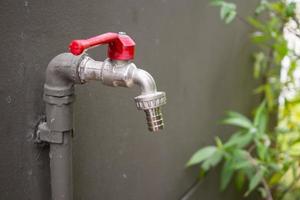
[45, 95, 74, 200]
[44, 53, 82, 200]
[50, 132, 73, 200]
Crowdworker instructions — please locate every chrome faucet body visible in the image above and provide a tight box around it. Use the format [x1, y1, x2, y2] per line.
[79, 55, 166, 131]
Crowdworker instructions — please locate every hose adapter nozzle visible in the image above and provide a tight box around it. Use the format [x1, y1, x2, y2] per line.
[134, 91, 166, 132]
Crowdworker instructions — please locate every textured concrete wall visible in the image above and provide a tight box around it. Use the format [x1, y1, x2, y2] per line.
[0, 0, 256, 199]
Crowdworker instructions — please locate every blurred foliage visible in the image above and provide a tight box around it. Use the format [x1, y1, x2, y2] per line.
[188, 0, 300, 199]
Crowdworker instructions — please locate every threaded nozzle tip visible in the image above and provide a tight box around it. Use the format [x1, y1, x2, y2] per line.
[144, 107, 164, 132]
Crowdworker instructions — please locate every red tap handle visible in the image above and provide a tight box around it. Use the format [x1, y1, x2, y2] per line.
[69, 32, 135, 60]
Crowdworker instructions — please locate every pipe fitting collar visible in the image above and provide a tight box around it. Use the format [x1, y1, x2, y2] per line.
[134, 91, 166, 110]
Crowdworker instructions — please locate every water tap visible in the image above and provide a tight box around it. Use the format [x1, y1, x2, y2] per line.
[69, 32, 166, 132]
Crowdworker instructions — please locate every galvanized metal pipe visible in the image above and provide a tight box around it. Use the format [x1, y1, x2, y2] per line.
[44, 53, 82, 200]
[50, 132, 73, 200]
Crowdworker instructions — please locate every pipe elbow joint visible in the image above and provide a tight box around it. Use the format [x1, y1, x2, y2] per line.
[44, 53, 84, 96]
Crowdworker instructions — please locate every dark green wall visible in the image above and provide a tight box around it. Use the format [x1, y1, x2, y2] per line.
[0, 0, 256, 199]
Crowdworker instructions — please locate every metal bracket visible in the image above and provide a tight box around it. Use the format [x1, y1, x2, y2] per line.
[35, 122, 64, 144]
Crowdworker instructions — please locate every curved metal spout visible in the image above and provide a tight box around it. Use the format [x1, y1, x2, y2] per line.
[131, 68, 166, 132]
[132, 68, 157, 95]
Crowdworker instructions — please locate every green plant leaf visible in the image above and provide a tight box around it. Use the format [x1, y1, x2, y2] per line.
[258, 187, 267, 199]
[234, 160, 252, 170]
[225, 131, 253, 149]
[220, 159, 234, 190]
[186, 146, 217, 167]
[274, 39, 288, 62]
[289, 142, 300, 156]
[255, 0, 268, 14]
[223, 112, 253, 129]
[215, 137, 223, 148]
[256, 141, 268, 161]
[254, 84, 266, 94]
[285, 2, 296, 17]
[232, 149, 252, 170]
[247, 17, 267, 32]
[269, 2, 285, 14]
[235, 171, 245, 191]
[220, 2, 236, 24]
[254, 101, 266, 125]
[251, 32, 269, 45]
[253, 52, 266, 78]
[269, 172, 284, 186]
[254, 101, 268, 134]
[287, 59, 297, 80]
[265, 84, 274, 109]
[245, 170, 264, 196]
[202, 150, 223, 170]
[224, 10, 236, 24]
